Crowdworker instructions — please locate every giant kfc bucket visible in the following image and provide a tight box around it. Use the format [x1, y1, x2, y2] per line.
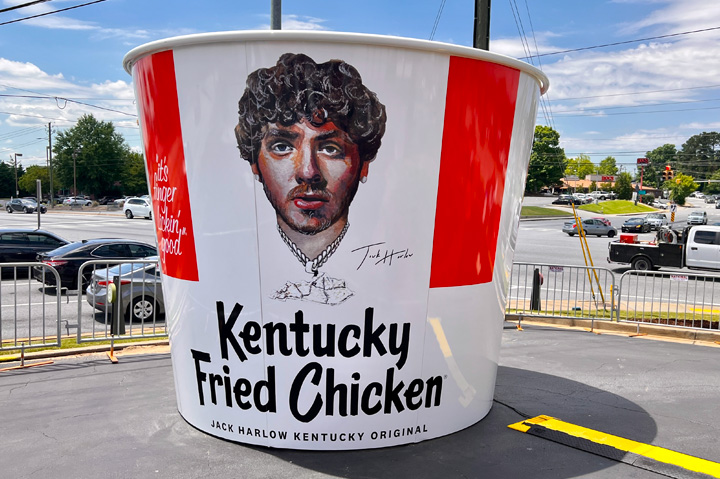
[124, 31, 548, 450]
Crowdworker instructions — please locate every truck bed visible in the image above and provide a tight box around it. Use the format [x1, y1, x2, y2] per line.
[608, 241, 684, 268]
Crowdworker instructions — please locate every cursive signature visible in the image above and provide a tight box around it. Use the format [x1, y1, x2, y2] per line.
[351, 242, 413, 270]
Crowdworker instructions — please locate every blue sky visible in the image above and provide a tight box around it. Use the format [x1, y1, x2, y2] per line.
[1, 0, 719, 177]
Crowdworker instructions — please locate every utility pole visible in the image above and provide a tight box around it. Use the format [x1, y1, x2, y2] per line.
[72, 149, 78, 197]
[271, 0, 281, 30]
[473, 0, 491, 50]
[13, 152, 22, 196]
[48, 122, 54, 208]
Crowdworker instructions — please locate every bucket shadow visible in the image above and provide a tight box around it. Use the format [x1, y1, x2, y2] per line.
[255, 366, 657, 479]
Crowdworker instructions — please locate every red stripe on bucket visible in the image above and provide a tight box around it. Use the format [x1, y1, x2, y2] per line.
[134, 51, 199, 281]
[429, 57, 520, 288]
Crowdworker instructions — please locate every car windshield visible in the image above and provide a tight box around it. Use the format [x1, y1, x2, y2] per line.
[647, 214, 662, 218]
[627, 219, 643, 224]
[44, 242, 86, 256]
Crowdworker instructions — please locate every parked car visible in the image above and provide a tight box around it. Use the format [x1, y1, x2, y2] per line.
[588, 191, 612, 201]
[644, 212, 669, 230]
[0, 229, 68, 263]
[652, 200, 669, 209]
[552, 194, 583, 205]
[33, 238, 158, 290]
[97, 196, 118, 205]
[704, 195, 716, 204]
[687, 211, 708, 225]
[573, 193, 593, 204]
[621, 217, 651, 233]
[64, 197, 92, 206]
[562, 217, 617, 237]
[123, 197, 153, 219]
[6, 198, 46, 214]
[85, 257, 164, 322]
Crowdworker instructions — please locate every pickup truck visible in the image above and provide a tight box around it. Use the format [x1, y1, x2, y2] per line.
[608, 225, 720, 271]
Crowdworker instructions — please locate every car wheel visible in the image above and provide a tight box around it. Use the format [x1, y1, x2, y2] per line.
[127, 296, 156, 322]
[125, 209, 134, 219]
[6, 206, 11, 213]
[146, 212, 152, 220]
[608, 230, 616, 238]
[23, 206, 29, 213]
[567, 233, 575, 236]
[631, 256, 652, 271]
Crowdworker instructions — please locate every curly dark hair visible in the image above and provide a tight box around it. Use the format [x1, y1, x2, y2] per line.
[235, 53, 387, 165]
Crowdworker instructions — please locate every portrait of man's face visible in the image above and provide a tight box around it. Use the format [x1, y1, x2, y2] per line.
[235, 52, 386, 287]
[252, 119, 368, 236]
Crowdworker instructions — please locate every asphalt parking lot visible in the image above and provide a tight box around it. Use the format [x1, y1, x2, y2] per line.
[1, 324, 718, 479]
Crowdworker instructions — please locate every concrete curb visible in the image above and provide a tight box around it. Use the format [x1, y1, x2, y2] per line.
[505, 314, 720, 345]
[0, 339, 169, 364]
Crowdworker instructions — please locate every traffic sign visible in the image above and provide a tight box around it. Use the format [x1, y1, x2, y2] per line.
[637, 157, 649, 165]
[638, 190, 646, 195]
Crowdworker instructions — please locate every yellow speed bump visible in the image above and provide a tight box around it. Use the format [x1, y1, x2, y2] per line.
[509, 415, 720, 478]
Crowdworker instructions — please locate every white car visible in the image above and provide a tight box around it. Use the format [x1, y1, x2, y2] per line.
[64, 196, 92, 206]
[124, 197, 153, 219]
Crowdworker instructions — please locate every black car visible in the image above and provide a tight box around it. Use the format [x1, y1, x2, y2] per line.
[33, 238, 158, 290]
[552, 194, 583, 205]
[0, 229, 69, 263]
[621, 217, 651, 233]
[97, 196, 118, 205]
[6, 198, 47, 214]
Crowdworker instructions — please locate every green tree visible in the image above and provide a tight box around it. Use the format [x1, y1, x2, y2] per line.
[525, 125, 566, 193]
[589, 180, 597, 191]
[597, 156, 618, 175]
[704, 170, 720, 195]
[122, 152, 149, 196]
[52, 114, 130, 196]
[565, 154, 594, 179]
[679, 132, 720, 181]
[0, 162, 14, 197]
[644, 144, 677, 187]
[18, 165, 50, 195]
[664, 174, 697, 206]
[615, 172, 634, 200]
[600, 182, 613, 191]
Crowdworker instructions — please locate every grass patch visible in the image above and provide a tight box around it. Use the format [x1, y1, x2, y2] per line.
[0, 335, 167, 361]
[521, 206, 573, 217]
[578, 200, 655, 215]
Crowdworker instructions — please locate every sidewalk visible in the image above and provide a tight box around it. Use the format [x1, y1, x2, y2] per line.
[1, 324, 718, 478]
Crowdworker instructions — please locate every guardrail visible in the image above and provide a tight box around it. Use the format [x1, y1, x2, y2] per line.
[507, 262, 616, 322]
[0, 263, 62, 354]
[616, 270, 720, 331]
[76, 259, 166, 344]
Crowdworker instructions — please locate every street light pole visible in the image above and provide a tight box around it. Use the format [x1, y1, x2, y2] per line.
[72, 148, 79, 196]
[14, 152, 22, 197]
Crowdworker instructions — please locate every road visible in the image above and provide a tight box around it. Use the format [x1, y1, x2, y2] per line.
[2, 200, 719, 346]
[1, 210, 158, 346]
[517, 196, 720, 270]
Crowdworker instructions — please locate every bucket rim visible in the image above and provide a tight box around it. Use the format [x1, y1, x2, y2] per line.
[123, 30, 549, 94]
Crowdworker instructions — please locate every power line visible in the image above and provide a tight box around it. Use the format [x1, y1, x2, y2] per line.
[429, 0, 447, 41]
[0, 0, 107, 27]
[554, 84, 720, 102]
[552, 97, 720, 115]
[548, 105, 720, 118]
[0, 110, 74, 122]
[523, 0, 555, 129]
[0, 0, 51, 14]
[520, 25, 720, 59]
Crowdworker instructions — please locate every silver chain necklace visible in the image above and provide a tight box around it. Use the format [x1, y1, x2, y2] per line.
[277, 222, 349, 276]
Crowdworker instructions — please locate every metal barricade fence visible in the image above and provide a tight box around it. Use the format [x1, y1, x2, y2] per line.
[507, 262, 616, 321]
[0, 263, 62, 354]
[77, 259, 167, 344]
[616, 270, 720, 331]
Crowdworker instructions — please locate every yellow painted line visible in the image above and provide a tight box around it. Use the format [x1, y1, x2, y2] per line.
[689, 308, 720, 313]
[509, 415, 720, 478]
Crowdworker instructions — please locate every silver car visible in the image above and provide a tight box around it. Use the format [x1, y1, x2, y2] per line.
[562, 217, 617, 237]
[645, 212, 668, 230]
[85, 258, 164, 322]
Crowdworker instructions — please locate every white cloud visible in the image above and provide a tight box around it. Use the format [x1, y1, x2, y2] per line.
[255, 14, 327, 31]
[0, 58, 136, 131]
[618, 0, 720, 34]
